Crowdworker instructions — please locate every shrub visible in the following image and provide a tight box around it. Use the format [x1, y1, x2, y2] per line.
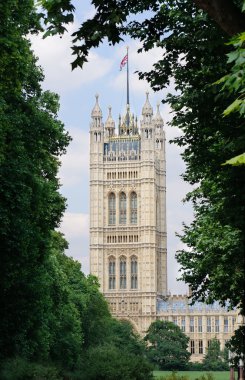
[158, 372, 214, 380]
[0, 357, 61, 380]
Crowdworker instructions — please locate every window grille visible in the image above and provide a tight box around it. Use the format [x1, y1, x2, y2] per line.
[215, 317, 219, 333]
[190, 317, 194, 332]
[224, 317, 228, 333]
[120, 256, 127, 289]
[199, 340, 203, 354]
[131, 256, 138, 289]
[130, 192, 137, 224]
[108, 193, 116, 225]
[190, 340, 195, 354]
[207, 317, 211, 333]
[109, 257, 116, 289]
[198, 317, 202, 333]
[181, 317, 186, 332]
[119, 192, 126, 224]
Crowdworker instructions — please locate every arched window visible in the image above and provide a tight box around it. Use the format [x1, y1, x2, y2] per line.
[130, 192, 137, 224]
[109, 256, 116, 289]
[119, 192, 126, 224]
[120, 256, 127, 289]
[108, 193, 116, 225]
[131, 256, 138, 289]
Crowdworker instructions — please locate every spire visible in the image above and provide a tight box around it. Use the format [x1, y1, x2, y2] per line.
[105, 106, 115, 137]
[142, 92, 153, 116]
[119, 104, 138, 136]
[153, 103, 164, 125]
[91, 94, 102, 118]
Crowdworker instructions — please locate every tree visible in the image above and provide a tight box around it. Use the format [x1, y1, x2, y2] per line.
[106, 319, 147, 356]
[78, 317, 153, 380]
[39, 0, 245, 68]
[202, 338, 229, 371]
[79, 344, 153, 380]
[145, 320, 190, 370]
[226, 325, 245, 367]
[0, 0, 71, 361]
[192, 0, 245, 36]
[216, 31, 245, 166]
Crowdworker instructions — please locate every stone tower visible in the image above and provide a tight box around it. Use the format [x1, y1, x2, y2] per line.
[89, 93, 167, 333]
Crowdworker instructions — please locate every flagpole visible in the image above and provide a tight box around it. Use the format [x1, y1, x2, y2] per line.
[126, 46, 129, 106]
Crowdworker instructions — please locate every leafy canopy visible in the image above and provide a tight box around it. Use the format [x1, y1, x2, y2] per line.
[145, 320, 190, 370]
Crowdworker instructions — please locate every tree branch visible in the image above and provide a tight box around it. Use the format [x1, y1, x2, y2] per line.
[193, 0, 245, 36]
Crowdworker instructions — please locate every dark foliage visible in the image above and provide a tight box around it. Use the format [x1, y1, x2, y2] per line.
[145, 320, 190, 370]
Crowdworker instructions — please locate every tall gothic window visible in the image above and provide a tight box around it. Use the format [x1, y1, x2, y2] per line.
[109, 256, 116, 289]
[131, 256, 138, 289]
[108, 193, 116, 225]
[120, 256, 126, 289]
[190, 340, 195, 354]
[119, 192, 126, 224]
[130, 192, 137, 224]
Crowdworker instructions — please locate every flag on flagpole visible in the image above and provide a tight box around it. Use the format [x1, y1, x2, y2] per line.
[120, 54, 128, 71]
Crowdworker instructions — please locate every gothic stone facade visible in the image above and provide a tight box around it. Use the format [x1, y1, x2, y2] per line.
[89, 94, 239, 361]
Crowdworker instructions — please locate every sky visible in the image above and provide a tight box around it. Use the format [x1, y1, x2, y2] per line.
[31, 1, 194, 294]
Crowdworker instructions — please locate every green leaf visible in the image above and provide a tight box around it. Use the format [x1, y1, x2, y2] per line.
[222, 153, 245, 166]
[223, 98, 242, 116]
[227, 51, 239, 63]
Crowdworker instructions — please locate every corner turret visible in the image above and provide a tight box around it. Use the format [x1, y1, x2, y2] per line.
[153, 103, 164, 151]
[90, 94, 104, 144]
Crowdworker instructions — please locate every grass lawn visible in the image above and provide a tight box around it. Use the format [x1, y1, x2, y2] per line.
[153, 371, 230, 380]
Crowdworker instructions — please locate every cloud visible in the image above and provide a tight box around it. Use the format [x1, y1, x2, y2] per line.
[30, 24, 114, 93]
[59, 127, 89, 187]
[60, 212, 89, 238]
[59, 212, 90, 273]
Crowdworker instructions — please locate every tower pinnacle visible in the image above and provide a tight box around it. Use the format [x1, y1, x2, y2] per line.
[91, 94, 102, 118]
[142, 92, 153, 116]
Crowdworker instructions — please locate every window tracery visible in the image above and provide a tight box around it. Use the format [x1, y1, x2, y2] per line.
[120, 256, 127, 289]
[119, 192, 126, 224]
[130, 192, 137, 224]
[131, 256, 138, 289]
[108, 256, 116, 290]
[108, 192, 116, 225]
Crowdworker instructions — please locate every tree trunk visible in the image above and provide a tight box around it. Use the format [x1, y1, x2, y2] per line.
[193, 0, 245, 36]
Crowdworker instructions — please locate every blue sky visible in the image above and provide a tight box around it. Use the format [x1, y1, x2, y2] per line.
[31, 1, 193, 294]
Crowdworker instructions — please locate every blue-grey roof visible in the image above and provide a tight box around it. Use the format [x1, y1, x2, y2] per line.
[157, 298, 229, 313]
[104, 140, 141, 154]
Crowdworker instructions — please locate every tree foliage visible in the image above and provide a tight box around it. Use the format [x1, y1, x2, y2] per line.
[145, 320, 190, 370]
[226, 325, 245, 367]
[217, 31, 245, 166]
[202, 338, 229, 371]
[0, 0, 71, 361]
